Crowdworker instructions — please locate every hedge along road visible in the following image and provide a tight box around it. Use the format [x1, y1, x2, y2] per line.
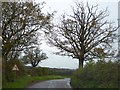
[27, 78, 71, 88]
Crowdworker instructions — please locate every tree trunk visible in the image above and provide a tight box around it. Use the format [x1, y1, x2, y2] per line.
[79, 57, 84, 68]
[3, 55, 10, 82]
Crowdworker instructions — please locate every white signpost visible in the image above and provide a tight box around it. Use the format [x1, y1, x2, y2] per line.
[12, 64, 19, 81]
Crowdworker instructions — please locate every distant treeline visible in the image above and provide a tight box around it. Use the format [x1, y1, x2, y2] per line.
[48, 68, 75, 76]
[26, 66, 74, 76]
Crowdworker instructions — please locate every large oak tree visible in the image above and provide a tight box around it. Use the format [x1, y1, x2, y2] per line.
[47, 2, 117, 68]
[2, 2, 52, 81]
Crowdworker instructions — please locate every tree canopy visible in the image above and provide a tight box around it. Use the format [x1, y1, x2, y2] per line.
[23, 47, 48, 67]
[2, 2, 52, 81]
[47, 2, 117, 68]
[2, 2, 51, 59]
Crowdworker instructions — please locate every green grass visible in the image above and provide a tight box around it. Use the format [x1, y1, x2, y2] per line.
[3, 75, 65, 88]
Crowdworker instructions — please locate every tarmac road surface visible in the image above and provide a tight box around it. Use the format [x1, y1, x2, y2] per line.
[27, 78, 71, 88]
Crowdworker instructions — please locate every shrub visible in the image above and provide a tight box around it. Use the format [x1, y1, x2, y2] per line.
[36, 67, 49, 76]
[25, 67, 49, 76]
[71, 60, 119, 88]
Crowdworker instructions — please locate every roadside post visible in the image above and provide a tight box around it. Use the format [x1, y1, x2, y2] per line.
[12, 64, 19, 81]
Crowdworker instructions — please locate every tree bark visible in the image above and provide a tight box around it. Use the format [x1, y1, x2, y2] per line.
[3, 55, 10, 82]
[79, 57, 84, 68]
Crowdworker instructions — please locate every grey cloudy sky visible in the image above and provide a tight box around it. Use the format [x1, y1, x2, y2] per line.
[34, 0, 119, 69]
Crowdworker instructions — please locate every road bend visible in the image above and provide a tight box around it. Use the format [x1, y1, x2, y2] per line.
[27, 78, 71, 88]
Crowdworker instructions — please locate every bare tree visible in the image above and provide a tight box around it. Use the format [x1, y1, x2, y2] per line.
[47, 2, 117, 68]
[23, 47, 48, 67]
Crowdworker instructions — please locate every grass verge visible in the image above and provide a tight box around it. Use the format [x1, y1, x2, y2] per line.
[3, 75, 65, 88]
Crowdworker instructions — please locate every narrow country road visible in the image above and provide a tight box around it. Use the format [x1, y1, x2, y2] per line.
[27, 78, 71, 88]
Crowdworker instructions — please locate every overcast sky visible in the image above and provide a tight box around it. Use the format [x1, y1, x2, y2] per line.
[34, 0, 119, 69]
